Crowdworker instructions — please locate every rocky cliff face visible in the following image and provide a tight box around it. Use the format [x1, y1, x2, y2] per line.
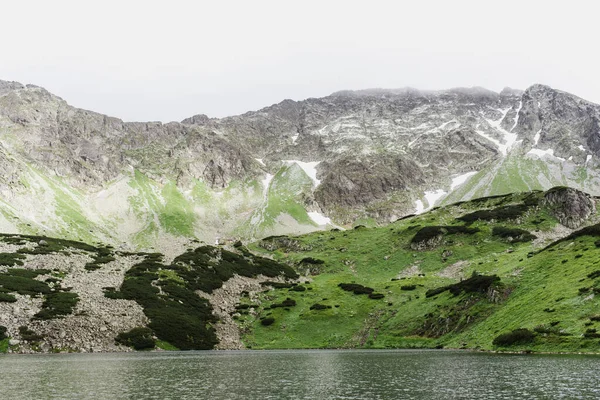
[0, 80, 599, 247]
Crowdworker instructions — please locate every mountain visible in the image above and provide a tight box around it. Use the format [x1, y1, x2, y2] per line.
[1, 80, 600, 252]
[3, 186, 600, 353]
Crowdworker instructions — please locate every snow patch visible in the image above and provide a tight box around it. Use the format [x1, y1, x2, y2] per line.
[475, 130, 503, 151]
[510, 101, 522, 132]
[450, 171, 478, 190]
[425, 190, 447, 209]
[526, 148, 565, 161]
[415, 189, 447, 214]
[533, 130, 541, 145]
[291, 134, 299, 144]
[484, 107, 518, 156]
[308, 211, 331, 226]
[578, 145, 585, 151]
[255, 158, 265, 166]
[284, 160, 321, 187]
[587, 154, 593, 164]
[414, 200, 424, 214]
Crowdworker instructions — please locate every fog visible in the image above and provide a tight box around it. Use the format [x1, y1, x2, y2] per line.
[1, 0, 598, 122]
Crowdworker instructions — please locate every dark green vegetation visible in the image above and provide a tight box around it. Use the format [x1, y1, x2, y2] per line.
[2, 187, 600, 354]
[19, 326, 43, 342]
[241, 188, 600, 352]
[0, 232, 298, 352]
[425, 273, 500, 298]
[106, 246, 297, 350]
[492, 328, 535, 346]
[0, 263, 79, 318]
[115, 327, 156, 350]
[34, 292, 79, 320]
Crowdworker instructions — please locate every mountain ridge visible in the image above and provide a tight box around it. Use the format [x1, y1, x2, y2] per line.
[1, 79, 600, 251]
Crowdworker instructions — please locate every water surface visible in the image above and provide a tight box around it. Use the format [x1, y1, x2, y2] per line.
[1, 349, 599, 399]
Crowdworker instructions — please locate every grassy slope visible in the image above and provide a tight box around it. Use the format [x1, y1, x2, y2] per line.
[236, 163, 317, 238]
[443, 152, 600, 206]
[241, 190, 600, 352]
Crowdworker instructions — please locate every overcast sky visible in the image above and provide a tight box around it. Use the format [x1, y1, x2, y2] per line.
[1, 0, 598, 122]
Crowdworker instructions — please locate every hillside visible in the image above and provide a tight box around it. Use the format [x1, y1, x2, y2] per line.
[236, 186, 600, 353]
[2, 186, 600, 353]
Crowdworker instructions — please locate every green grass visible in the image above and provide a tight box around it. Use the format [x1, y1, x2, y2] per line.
[0, 338, 9, 353]
[240, 188, 600, 353]
[238, 164, 317, 237]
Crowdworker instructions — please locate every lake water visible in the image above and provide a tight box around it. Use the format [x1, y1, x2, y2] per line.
[1, 349, 599, 399]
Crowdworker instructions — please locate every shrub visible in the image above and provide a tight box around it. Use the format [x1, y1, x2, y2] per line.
[115, 327, 156, 350]
[0, 273, 51, 296]
[34, 292, 79, 320]
[401, 285, 417, 291]
[458, 204, 530, 224]
[299, 257, 325, 265]
[19, 326, 44, 342]
[290, 285, 306, 292]
[584, 329, 600, 338]
[310, 303, 330, 310]
[0, 293, 17, 302]
[492, 328, 535, 346]
[261, 317, 275, 326]
[426, 274, 500, 298]
[492, 226, 536, 243]
[0, 325, 6, 340]
[338, 283, 374, 295]
[261, 281, 296, 289]
[588, 271, 600, 280]
[0, 253, 26, 266]
[411, 226, 479, 247]
[270, 298, 296, 308]
[368, 293, 385, 299]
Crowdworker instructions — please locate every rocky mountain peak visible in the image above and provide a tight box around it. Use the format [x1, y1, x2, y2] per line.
[181, 113, 213, 125]
[499, 87, 524, 97]
[0, 80, 25, 96]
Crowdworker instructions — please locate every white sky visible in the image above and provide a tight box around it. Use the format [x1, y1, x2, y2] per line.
[1, 0, 598, 122]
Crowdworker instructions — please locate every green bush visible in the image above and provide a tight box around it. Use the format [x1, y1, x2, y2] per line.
[261, 281, 296, 289]
[34, 292, 79, 320]
[338, 283, 374, 295]
[411, 226, 479, 246]
[458, 204, 530, 224]
[368, 293, 385, 299]
[0, 253, 26, 266]
[299, 257, 324, 265]
[0, 274, 51, 296]
[19, 326, 44, 342]
[492, 226, 536, 243]
[588, 271, 600, 280]
[261, 317, 275, 326]
[0, 325, 6, 340]
[426, 274, 500, 298]
[270, 298, 296, 308]
[492, 328, 535, 346]
[309, 303, 331, 310]
[0, 293, 17, 302]
[401, 285, 417, 291]
[115, 327, 156, 350]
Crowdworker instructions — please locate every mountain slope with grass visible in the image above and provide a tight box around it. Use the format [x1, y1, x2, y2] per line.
[234, 186, 600, 353]
[2, 186, 600, 353]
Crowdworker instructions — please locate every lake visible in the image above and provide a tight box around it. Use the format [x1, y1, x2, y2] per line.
[1, 349, 599, 399]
